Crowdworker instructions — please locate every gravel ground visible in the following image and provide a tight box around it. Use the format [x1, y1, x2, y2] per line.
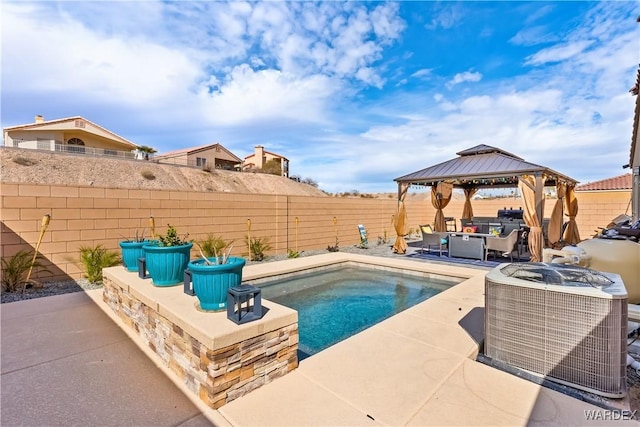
[1, 278, 104, 304]
[1, 240, 416, 304]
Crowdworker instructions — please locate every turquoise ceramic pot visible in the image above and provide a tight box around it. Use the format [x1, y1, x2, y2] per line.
[188, 257, 246, 311]
[119, 241, 149, 272]
[142, 242, 193, 286]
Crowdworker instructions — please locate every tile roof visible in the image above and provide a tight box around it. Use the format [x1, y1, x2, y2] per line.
[575, 174, 632, 191]
[244, 150, 288, 161]
[4, 116, 136, 147]
[156, 143, 242, 162]
[156, 143, 215, 158]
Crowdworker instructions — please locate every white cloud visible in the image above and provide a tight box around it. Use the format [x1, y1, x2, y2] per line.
[446, 71, 483, 89]
[411, 69, 432, 79]
[2, 3, 201, 107]
[239, 2, 404, 85]
[370, 3, 404, 41]
[524, 40, 595, 66]
[509, 25, 560, 46]
[424, 3, 464, 30]
[2, 1, 404, 133]
[524, 4, 555, 24]
[198, 65, 339, 126]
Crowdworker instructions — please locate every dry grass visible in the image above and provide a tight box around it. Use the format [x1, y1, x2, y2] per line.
[12, 155, 38, 166]
[140, 169, 156, 180]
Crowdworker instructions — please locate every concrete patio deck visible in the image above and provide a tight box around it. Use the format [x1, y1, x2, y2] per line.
[2, 252, 637, 426]
[0, 291, 214, 426]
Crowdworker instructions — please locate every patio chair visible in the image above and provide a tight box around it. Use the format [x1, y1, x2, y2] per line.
[419, 224, 448, 256]
[484, 229, 519, 262]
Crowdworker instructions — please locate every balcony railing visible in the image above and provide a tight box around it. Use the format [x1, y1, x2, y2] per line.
[6, 139, 146, 160]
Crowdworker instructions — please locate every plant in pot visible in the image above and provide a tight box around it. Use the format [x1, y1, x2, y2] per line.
[142, 225, 193, 286]
[119, 228, 151, 272]
[188, 238, 245, 311]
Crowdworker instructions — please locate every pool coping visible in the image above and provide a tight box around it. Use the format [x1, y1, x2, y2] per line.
[242, 252, 482, 284]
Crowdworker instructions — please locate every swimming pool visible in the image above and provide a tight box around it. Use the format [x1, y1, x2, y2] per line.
[253, 265, 460, 359]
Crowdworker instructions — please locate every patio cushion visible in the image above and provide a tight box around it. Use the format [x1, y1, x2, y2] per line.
[462, 225, 478, 233]
[489, 225, 503, 236]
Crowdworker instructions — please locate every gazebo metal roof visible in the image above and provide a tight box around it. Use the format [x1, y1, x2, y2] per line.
[394, 144, 577, 189]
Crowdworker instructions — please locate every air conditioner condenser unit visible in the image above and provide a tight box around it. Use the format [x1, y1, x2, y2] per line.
[484, 263, 627, 397]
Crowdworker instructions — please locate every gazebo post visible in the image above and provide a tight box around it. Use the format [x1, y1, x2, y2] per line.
[392, 183, 410, 254]
[431, 181, 453, 232]
[548, 182, 567, 248]
[519, 174, 545, 262]
[397, 182, 409, 202]
[461, 187, 478, 220]
[535, 173, 544, 225]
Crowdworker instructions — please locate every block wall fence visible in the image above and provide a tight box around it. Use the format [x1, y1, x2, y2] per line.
[0, 182, 632, 281]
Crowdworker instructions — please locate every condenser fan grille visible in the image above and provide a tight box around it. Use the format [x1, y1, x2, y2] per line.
[499, 263, 614, 287]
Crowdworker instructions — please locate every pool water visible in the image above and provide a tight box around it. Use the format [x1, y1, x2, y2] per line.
[257, 266, 458, 359]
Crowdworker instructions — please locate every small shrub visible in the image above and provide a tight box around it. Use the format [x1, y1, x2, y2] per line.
[197, 234, 232, 258]
[157, 224, 190, 247]
[121, 228, 146, 242]
[196, 241, 233, 265]
[301, 177, 318, 187]
[141, 169, 156, 180]
[1, 250, 50, 292]
[79, 245, 121, 284]
[287, 249, 301, 258]
[326, 237, 340, 252]
[246, 236, 272, 261]
[12, 156, 38, 166]
[202, 164, 212, 172]
[377, 230, 389, 246]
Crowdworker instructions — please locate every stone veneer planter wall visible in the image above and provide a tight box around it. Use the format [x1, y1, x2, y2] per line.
[102, 271, 298, 409]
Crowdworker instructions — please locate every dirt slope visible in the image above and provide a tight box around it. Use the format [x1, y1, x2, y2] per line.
[0, 148, 327, 196]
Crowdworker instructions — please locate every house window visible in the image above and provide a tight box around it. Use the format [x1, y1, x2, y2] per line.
[196, 157, 207, 167]
[67, 138, 85, 154]
[75, 120, 85, 128]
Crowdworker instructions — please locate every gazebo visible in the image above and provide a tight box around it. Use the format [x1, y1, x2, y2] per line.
[393, 145, 580, 262]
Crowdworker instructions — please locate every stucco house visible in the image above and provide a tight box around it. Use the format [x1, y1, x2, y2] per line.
[3, 115, 140, 158]
[154, 143, 242, 170]
[243, 145, 289, 177]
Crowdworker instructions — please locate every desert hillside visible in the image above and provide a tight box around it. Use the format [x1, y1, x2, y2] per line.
[0, 148, 328, 197]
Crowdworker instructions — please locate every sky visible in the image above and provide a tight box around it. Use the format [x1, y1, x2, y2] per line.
[1, 1, 638, 194]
